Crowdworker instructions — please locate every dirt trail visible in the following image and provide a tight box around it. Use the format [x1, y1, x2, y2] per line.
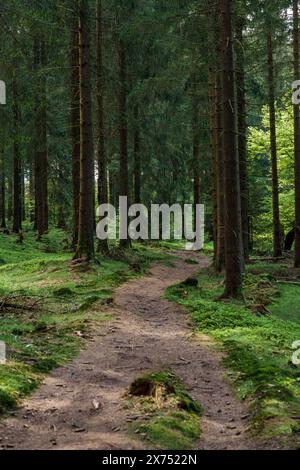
[0, 252, 265, 450]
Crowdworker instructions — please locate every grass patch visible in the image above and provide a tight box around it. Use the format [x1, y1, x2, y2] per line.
[272, 283, 300, 325]
[126, 371, 202, 450]
[166, 267, 300, 439]
[0, 229, 171, 412]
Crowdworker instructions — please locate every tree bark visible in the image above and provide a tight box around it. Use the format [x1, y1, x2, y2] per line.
[75, 0, 95, 261]
[0, 146, 6, 229]
[96, 0, 109, 255]
[236, 17, 249, 262]
[7, 176, 12, 223]
[29, 157, 35, 223]
[12, 78, 22, 234]
[208, 34, 218, 263]
[215, 73, 225, 272]
[220, 0, 243, 297]
[118, 39, 130, 249]
[34, 35, 48, 238]
[267, 29, 282, 258]
[57, 165, 67, 230]
[21, 165, 25, 221]
[294, 0, 300, 267]
[208, 2, 225, 269]
[192, 87, 201, 234]
[70, 12, 81, 248]
[133, 107, 141, 205]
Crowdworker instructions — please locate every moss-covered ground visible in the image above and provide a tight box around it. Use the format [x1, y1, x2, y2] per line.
[166, 263, 300, 439]
[126, 371, 202, 450]
[0, 228, 171, 412]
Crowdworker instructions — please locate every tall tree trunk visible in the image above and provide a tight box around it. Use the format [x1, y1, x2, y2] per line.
[133, 117, 141, 204]
[192, 89, 201, 234]
[12, 78, 22, 234]
[71, 12, 81, 248]
[294, 0, 300, 267]
[96, 0, 109, 255]
[215, 73, 225, 272]
[7, 176, 12, 223]
[57, 165, 67, 229]
[34, 35, 48, 238]
[208, 3, 224, 269]
[236, 17, 249, 262]
[208, 57, 218, 263]
[220, 0, 243, 297]
[0, 146, 6, 229]
[267, 29, 282, 258]
[21, 165, 25, 221]
[118, 39, 130, 249]
[29, 157, 35, 223]
[75, 0, 95, 260]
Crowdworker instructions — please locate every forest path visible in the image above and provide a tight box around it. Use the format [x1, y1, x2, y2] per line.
[0, 251, 262, 450]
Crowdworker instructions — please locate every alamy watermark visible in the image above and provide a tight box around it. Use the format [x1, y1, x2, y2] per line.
[0, 341, 6, 364]
[0, 80, 6, 105]
[96, 197, 205, 251]
[292, 341, 300, 366]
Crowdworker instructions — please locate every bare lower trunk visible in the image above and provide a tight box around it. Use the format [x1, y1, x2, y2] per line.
[71, 12, 81, 248]
[57, 166, 67, 230]
[118, 40, 130, 249]
[96, 0, 109, 255]
[209, 66, 218, 262]
[236, 17, 249, 262]
[21, 166, 25, 221]
[215, 73, 225, 272]
[12, 78, 22, 234]
[267, 29, 282, 258]
[220, 0, 243, 297]
[75, 0, 95, 261]
[0, 146, 6, 229]
[7, 176, 12, 222]
[133, 120, 141, 205]
[34, 35, 48, 238]
[29, 158, 35, 223]
[294, 0, 300, 267]
[192, 92, 201, 234]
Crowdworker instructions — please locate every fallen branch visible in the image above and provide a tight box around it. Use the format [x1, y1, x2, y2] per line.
[0, 295, 44, 314]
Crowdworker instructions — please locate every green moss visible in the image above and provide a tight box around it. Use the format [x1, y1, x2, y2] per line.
[166, 268, 300, 438]
[128, 371, 202, 449]
[0, 363, 40, 408]
[0, 229, 171, 412]
[138, 411, 200, 450]
[272, 283, 300, 325]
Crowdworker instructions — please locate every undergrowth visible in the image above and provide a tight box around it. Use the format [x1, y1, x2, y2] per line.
[167, 266, 300, 440]
[0, 229, 171, 412]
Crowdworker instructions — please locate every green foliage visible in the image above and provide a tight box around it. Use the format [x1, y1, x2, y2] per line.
[167, 268, 300, 437]
[248, 102, 295, 252]
[272, 283, 300, 325]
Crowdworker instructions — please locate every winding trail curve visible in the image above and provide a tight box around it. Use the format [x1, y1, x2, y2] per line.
[0, 252, 265, 450]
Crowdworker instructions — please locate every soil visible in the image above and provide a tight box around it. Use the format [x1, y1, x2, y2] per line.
[0, 251, 280, 450]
